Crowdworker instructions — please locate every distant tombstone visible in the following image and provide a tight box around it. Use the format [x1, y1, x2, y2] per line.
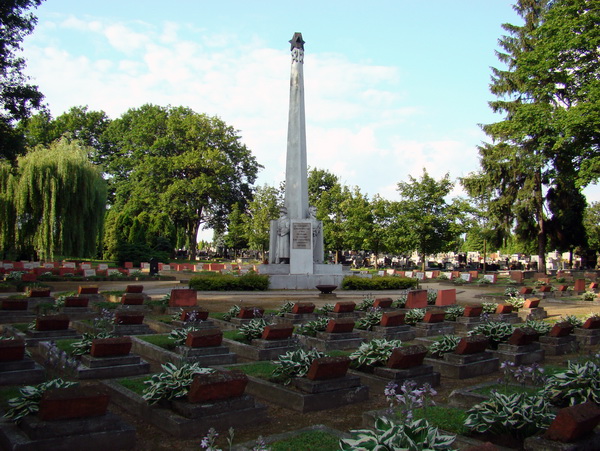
[124, 262, 133, 269]
[415, 272, 425, 280]
[81, 263, 91, 270]
[63, 262, 76, 269]
[460, 273, 471, 282]
[405, 271, 413, 278]
[23, 262, 33, 269]
[483, 274, 496, 283]
[425, 271, 434, 279]
[377, 270, 385, 276]
[107, 268, 120, 276]
[162, 264, 171, 271]
[149, 258, 159, 276]
[98, 263, 108, 271]
[83, 269, 96, 277]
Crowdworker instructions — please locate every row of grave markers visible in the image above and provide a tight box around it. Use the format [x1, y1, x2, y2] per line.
[369, 269, 497, 283]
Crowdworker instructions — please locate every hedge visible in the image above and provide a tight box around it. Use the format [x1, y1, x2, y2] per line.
[188, 272, 269, 291]
[341, 275, 418, 290]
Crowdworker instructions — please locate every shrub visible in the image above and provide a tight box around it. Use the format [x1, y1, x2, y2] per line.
[436, 273, 449, 280]
[468, 321, 513, 349]
[465, 391, 555, 439]
[426, 290, 437, 305]
[238, 318, 272, 341]
[476, 277, 491, 284]
[4, 379, 78, 421]
[428, 335, 461, 358]
[70, 331, 114, 356]
[316, 303, 334, 314]
[559, 314, 583, 328]
[340, 417, 455, 451]
[271, 348, 324, 384]
[444, 305, 464, 321]
[356, 309, 383, 331]
[393, 293, 407, 308]
[296, 316, 329, 336]
[504, 286, 519, 297]
[541, 360, 600, 406]
[276, 300, 295, 316]
[341, 276, 417, 291]
[350, 338, 402, 368]
[169, 326, 201, 346]
[142, 362, 214, 404]
[188, 272, 269, 291]
[452, 278, 466, 285]
[404, 308, 426, 325]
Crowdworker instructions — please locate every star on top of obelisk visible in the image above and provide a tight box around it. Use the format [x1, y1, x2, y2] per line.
[289, 32, 305, 51]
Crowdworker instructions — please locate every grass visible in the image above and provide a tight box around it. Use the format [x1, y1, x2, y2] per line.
[209, 312, 228, 321]
[12, 323, 30, 332]
[269, 430, 341, 451]
[154, 315, 173, 324]
[0, 386, 21, 410]
[138, 334, 177, 350]
[472, 384, 540, 397]
[227, 361, 278, 380]
[222, 329, 250, 343]
[55, 338, 80, 355]
[118, 376, 152, 396]
[411, 405, 469, 435]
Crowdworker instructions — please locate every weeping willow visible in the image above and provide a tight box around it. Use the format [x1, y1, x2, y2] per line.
[0, 162, 18, 258]
[14, 138, 107, 260]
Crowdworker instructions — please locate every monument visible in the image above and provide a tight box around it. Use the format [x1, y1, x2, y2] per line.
[260, 33, 347, 289]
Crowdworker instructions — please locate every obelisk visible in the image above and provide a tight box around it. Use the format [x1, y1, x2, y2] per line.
[285, 32, 309, 220]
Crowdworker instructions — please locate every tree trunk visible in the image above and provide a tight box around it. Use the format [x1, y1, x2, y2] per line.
[187, 222, 200, 260]
[534, 171, 547, 273]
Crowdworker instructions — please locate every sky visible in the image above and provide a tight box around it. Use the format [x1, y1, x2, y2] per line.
[20, 1, 600, 238]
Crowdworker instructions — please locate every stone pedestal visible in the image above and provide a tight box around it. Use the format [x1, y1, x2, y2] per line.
[518, 307, 547, 321]
[24, 328, 80, 346]
[278, 312, 317, 325]
[171, 319, 216, 330]
[175, 345, 237, 366]
[454, 316, 483, 335]
[302, 331, 363, 351]
[223, 338, 299, 361]
[357, 324, 416, 341]
[414, 321, 455, 337]
[111, 324, 153, 336]
[0, 358, 45, 385]
[490, 312, 520, 324]
[574, 328, 600, 347]
[373, 365, 440, 387]
[0, 412, 135, 450]
[425, 351, 499, 379]
[493, 342, 544, 365]
[539, 335, 578, 356]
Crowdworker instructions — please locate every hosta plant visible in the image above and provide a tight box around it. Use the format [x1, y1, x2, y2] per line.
[560, 315, 583, 328]
[481, 302, 498, 314]
[142, 362, 214, 404]
[238, 318, 272, 341]
[524, 319, 551, 336]
[276, 300, 295, 316]
[505, 296, 525, 310]
[428, 335, 461, 358]
[404, 308, 426, 326]
[316, 303, 334, 314]
[465, 391, 555, 439]
[427, 290, 437, 305]
[271, 348, 325, 384]
[356, 309, 383, 331]
[581, 291, 598, 302]
[169, 326, 202, 346]
[71, 331, 115, 356]
[356, 296, 375, 311]
[222, 304, 241, 322]
[444, 305, 464, 321]
[350, 338, 402, 368]
[296, 316, 329, 336]
[541, 360, 600, 406]
[468, 321, 513, 349]
[4, 378, 78, 421]
[340, 416, 455, 451]
[393, 294, 407, 308]
[504, 286, 519, 297]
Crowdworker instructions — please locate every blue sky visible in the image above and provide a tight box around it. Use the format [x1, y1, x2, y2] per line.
[21, 1, 600, 233]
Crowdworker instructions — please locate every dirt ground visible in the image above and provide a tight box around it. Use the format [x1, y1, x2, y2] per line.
[32, 280, 600, 449]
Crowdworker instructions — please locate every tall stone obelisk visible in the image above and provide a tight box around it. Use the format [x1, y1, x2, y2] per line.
[285, 32, 309, 220]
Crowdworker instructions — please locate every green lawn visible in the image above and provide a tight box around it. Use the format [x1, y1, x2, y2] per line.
[270, 430, 341, 451]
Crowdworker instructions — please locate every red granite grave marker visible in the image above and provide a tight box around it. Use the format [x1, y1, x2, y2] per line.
[78, 286, 98, 295]
[423, 310, 445, 323]
[523, 298, 540, 308]
[121, 293, 144, 305]
[386, 345, 427, 369]
[185, 329, 223, 348]
[36, 314, 70, 331]
[463, 304, 483, 317]
[180, 308, 209, 321]
[508, 327, 538, 346]
[1, 299, 28, 310]
[435, 289, 456, 306]
[125, 285, 144, 293]
[261, 324, 293, 340]
[169, 289, 197, 307]
[28, 288, 51, 298]
[574, 279, 586, 292]
[544, 402, 600, 443]
[292, 302, 315, 314]
[582, 316, 600, 329]
[38, 386, 109, 421]
[114, 312, 144, 325]
[326, 318, 355, 333]
[380, 311, 405, 327]
[0, 338, 25, 361]
[187, 370, 247, 403]
[455, 335, 489, 355]
[90, 336, 132, 357]
[237, 307, 264, 319]
[549, 322, 573, 337]
[557, 285, 569, 292]
[307, 356, 350, 380]
[333, 301, 355, 313]
[373, 298, 393, 309]
[519, 287, 533, 295]
[405, 290, 427, 308]
[495, 304, 513, 314]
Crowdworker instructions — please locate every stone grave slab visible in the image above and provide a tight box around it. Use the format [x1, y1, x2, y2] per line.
[0, 338, 45, 385]
[102, 370, 266, 439]
[494, 330, 545, 365]
[425, 349, 499, 379]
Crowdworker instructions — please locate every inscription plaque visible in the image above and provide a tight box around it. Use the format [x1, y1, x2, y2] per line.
[292, 223, 312, 249]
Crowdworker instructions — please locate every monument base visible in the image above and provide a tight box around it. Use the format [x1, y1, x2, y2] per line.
[259, 264, 349, 290]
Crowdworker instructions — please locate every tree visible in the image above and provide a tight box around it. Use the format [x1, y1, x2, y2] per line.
[584, 202, 600, 253]
[461, 0, 593, 273]
[102, 105, 261, 259]
[6, 138, 106, 260]
[395, 169, 464, 270]
[245, 185, 280, 260]
[0, 0, 45, 161]
[224, 203, 248, 258]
